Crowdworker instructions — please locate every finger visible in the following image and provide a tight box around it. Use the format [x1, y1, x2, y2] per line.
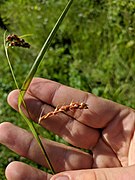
[92, 138, 121, 168]
[7, 89, 44, 122]
[5, 161, 52, 180]
[50, 165, 135, 180]
[9, 77, 128, 128]
[8, 90, 99, 149]
[0, 122, 92, 172]
[28, 78, 126, 128]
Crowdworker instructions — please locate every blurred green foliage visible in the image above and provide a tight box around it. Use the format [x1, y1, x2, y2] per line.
[0, 0, 135, 178]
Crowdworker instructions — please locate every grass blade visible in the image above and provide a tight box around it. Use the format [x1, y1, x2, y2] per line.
[21, 0, 73, 90]
[17, 0, 73, 174]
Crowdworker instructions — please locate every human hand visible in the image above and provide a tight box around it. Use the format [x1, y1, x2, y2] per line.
[0, 77, 135, 180]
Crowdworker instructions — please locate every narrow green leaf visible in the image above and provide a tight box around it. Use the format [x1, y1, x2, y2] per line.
[17, 0, 73, 174]
[21, 0, 73, 91]
[4, 0, 73, 174]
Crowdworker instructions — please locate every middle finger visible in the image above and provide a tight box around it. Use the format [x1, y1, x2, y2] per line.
[0, 122, 93, 172]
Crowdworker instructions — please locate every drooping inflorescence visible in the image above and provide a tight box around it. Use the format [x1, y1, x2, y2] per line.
[6, 34, 30, 48]
[38, 102, 88, 124]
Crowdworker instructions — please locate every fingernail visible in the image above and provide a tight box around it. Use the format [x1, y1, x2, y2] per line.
[54, 175, 69, 180]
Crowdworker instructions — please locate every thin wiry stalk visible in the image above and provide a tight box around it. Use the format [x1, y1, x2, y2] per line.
[4, 32, 55, 173]
[4, 31, 19, 90]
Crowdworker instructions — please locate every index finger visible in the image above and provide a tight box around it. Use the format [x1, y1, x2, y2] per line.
[27, 78, 124, 128]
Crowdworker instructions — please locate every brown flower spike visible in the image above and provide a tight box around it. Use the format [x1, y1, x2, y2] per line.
[38, 102, 88, 124]
[6, 34, 30, 48]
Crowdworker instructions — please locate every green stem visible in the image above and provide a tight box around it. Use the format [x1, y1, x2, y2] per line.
[18, 103, 55, 173]
[4, 32, 19, 90]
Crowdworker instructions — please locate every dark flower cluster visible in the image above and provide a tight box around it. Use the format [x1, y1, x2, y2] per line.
[6, 34, 30, 48]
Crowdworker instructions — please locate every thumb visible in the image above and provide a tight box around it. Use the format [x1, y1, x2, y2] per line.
[50, 165, 135, 180]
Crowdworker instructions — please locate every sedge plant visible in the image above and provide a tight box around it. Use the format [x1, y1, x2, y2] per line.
[4, 0, 73, 174]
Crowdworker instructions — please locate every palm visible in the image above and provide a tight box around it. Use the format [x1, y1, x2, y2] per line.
[4, 78, 135, 173]
[92, 112, 135, 168]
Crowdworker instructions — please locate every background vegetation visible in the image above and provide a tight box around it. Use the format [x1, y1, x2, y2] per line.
[0, 0, 135, 179]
